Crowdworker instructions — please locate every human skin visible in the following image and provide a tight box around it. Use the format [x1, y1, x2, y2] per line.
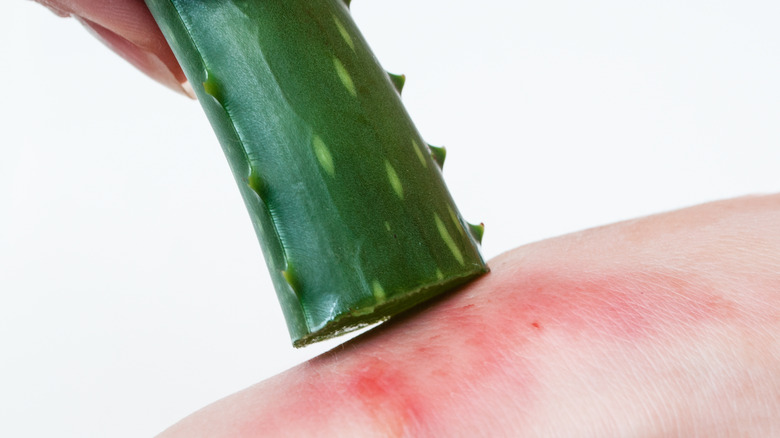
[35, 0, 191, 96]
[35, 2, 780, 436]
[155, 195, 780, 437]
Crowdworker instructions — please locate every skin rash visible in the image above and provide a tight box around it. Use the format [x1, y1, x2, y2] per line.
[158, 195, 780, 437]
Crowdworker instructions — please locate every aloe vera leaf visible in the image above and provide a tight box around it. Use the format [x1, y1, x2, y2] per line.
[144, 0, 488, 347]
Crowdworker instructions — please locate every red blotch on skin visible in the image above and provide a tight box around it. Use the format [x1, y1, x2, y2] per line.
[499, 269, 739, 344]
[303, 279, 545, 434]
[344, 357, 423, 435]
[264, 260, 741, 436]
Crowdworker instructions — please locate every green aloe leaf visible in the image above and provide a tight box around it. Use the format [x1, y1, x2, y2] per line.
[144, 0, 488, 347]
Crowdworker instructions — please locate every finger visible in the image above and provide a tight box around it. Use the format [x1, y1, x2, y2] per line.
[159, 195, 780, 437]
[36, 0, 193, 97]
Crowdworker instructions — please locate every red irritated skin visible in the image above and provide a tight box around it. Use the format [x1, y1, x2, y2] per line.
[160, 195, 780, 438]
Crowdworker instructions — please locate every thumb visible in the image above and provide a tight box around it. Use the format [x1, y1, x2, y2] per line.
[36, 0, 193, 97]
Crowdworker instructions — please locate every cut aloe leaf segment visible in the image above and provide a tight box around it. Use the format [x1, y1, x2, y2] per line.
[144, 0, 488, 347]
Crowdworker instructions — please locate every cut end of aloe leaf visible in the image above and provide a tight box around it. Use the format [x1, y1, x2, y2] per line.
[292, 266, 488, 347]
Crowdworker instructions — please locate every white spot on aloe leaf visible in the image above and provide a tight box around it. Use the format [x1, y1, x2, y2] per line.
[312, 135, 335, 176]
[333, 16, 355, 51]
[372, 280, 386, 302]
[385, 160, 404, 199]
[412, 139, 428, 168]
[435, 213, 465, 266]
[448, 205, 467, 237]
[333, 58, 357, 97]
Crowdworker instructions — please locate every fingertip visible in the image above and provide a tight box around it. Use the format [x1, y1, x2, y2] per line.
[39, 1, 191, 96]
[76, 16, 191, 97]
[181, 80, 197, 99]
[35, 0, 70, 18]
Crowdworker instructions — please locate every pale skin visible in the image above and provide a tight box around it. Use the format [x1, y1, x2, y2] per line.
[37, 1, 780, 436]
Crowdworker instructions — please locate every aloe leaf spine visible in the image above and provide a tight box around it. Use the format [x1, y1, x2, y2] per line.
[144, 0, 488, 347]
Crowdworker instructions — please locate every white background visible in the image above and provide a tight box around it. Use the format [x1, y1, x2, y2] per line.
[2, 1, 779, 436]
